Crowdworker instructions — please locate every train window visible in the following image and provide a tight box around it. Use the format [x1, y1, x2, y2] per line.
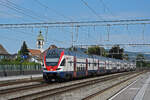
[89, 62, 91, 66]
[77, 67, 80, 71]
[60, 59, 66, 66]
[94, 63, 96, 66]
[70, 61, 72, 66]
[46, 58, 59, 66]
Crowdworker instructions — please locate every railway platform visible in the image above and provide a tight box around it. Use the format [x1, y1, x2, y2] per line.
[0, 74, 42, 83]
[109, 72, 150, 100]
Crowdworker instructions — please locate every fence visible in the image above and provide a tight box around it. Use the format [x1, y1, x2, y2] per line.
[0, 64, 42, 77]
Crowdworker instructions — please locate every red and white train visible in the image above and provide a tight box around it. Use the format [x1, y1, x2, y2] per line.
[43, 48, 136, 82]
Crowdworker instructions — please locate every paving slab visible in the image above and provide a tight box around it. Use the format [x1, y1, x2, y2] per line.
[109, 72, 150, 100]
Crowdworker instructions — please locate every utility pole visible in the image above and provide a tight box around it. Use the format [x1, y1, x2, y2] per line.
[71, 24, 74, 50]
[45, 27, 48, 42]
[107, 24, 110, 41]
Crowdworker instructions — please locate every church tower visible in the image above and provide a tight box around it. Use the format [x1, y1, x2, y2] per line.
[37, 31, 44, 52]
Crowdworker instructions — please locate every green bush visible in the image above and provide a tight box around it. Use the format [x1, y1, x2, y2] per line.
[0, 58, 40, 66]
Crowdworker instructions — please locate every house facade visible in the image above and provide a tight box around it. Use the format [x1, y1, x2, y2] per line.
[28, 49, 42, 63]
[0, 44, 10, 60]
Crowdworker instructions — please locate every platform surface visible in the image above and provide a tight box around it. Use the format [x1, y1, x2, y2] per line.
[0, 74, 42, 82]
[109, 72, 150, 100]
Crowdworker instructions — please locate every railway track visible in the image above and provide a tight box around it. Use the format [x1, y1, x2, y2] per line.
[1, 71, 143, 100]
[0, 78, 45, 95]
[32, 71, 144, 100]
[0, 82, 46, 95]
[82, 71, 145, 100]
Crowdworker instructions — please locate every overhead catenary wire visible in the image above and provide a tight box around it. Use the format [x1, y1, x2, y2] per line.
[3, 28, 36, 41]
[33, 0, 105, 47]
[0, 0, 46, 22]
[34, 0, 75, 46]
[83, 43, 150, 46]
[0, 2, 44, 22]
[0, 9, 30, 22]
[1, 1, 149, 52]
[5, 0, 54, 22]
[0, 34, 22, 42]
[34, 0, 73, 21]
[98, 0, 115, 17]
[0, 20, 150, 28]
[80, 0, 104, 20]
[0, 19, 150, 28]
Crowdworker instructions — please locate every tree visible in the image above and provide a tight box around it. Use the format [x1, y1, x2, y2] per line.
[136, 54, 145, 67]
[108, 45, 124, 60]
[69, 46, 77, 51]
[19, 41, 29, 59]
[123, 54, 129, 60]
[87, 46, 107, 57]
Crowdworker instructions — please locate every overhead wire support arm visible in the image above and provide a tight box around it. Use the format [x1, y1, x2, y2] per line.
[0, 19, 150, 28]
[75, 43, 150, 48]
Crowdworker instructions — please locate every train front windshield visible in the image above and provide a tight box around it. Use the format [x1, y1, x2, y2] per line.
[46, 50, 60, 66]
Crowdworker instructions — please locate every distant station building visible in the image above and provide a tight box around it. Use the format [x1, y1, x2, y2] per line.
[0, 44, 10, 60]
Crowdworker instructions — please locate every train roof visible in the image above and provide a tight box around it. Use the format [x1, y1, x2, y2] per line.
[46, 48, 132, 63]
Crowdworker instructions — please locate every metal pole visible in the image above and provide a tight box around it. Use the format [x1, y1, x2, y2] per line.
[71, 24, 74, 50]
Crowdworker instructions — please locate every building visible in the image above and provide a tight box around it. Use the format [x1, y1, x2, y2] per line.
[0, 44, 10, 60]
[28, 49, 42, 63]
[28, 31, 58, 63]
[37, 31, 44, 52]
[28, 31, 45, 63]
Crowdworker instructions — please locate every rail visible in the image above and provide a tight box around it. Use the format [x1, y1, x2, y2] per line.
[9, 71, 141, 100]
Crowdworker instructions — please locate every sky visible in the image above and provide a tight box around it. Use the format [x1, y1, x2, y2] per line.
[0, 0, 150, 54]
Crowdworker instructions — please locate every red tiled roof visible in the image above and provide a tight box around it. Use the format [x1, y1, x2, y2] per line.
[0, 44, 9, 55]
[28, 49, 41, 57]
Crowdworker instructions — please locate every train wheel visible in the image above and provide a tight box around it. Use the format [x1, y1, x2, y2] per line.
[57, 78, 65, 83]
[43, 75, 51, 83]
